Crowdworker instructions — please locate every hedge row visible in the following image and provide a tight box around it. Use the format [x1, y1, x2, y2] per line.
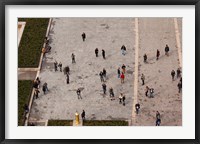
[83, 120, 128, 126]
[48, 120, 73, 126]
[18, 18, 49, 67]
[18, 80, 33, 126]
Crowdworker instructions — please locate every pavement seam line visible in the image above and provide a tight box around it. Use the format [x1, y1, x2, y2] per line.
[131, 18, 139, 125]
[174, 18, 182, 67]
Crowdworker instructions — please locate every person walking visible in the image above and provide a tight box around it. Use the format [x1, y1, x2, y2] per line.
[109, 87, 115, 100]
[42, 84, 46, 94]
[95, 48, 99, 57]
[120, 72, 125, 83]
[71, 53, 76, 64]
[141, 73, 145, 85]
[102, 83, 107, 94]
[171, 70, 175, 81]
[58, 62, 62, 72]
[122, 64, 126, 74]
[177, 68, 181, 78]
[117, 67, 120, 78]
[81, 32, 86, 41]
[119, 93, 123, 104]
[54, 61, 58, 72]
[156, 111, 160, 119]
[102, 68, 106, 81]
[135, 103, 140, 114]
[150, 88, 154, 98]
[122, 95, 126, 106]
[145, 86, 150, 97]
[81, 110, 85, 120]
[102, 49, 105, 59]
[156, 49, 160, 60]
[121, 45, 126, 55]
[34, 88, 40, 99]
[165, 44, 170, 56]
[77, 88, 82, 99]
[99, 71, 104, 82]
[143, 54, 147, 63]
[177, 81, 182, 93]
[156, 111, 161, 126]
[64, 66, 70, 75]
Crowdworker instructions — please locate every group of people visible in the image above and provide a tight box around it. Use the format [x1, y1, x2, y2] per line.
[141, 44, 182, 126]
[143, 44, 169, 63]
[29, 29, 182, 126]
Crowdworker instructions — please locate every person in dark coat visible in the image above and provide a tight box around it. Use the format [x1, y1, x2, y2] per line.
[177, 68, 181, 78]
[143, 54, 147, 63]
[71, 53, 76, 63]
[102, 49, 105, 59]
[135, 103, 140, 114]
[77, 88, 82, 99]
[95, 48, 99, 57]
[171, 70, 176, 81]
[34, 89, 40, 99]
[81, 110, 85, 120]
[122, 95, 126, 106]
[117, 67, 120, 78]
[99, 71, 104, 82]
[165, 44, 169, 56]
[54, 61, 58, 72]
[81, 32, 86, 41]
[102, 83, 107, 94]
[58, 62, 62, 72]
[156, 49, 160, 60]
[177, 81, 182, 93]
[102, 68, 106, 81]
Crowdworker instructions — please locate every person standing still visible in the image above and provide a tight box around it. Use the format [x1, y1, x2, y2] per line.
[141, 73, 145, 85]
[71, 53, 76, 64]
[102, 49, 105, 59]
[120, 72, 125, 83]
[102, 83, 107, 94]
[81, 110, 85, 120]
[156, 49, 160, 60]
[122, 95, 126, 106]
[171, 70, 175, 81]
[58, 62, 62, 72]
[77, 88, 82, 99]
[95, 48, 99, 57]
[82, 32, 86, 41]
[117, 67, 120, 78]
[165, 44, 170, 56]
[143, 54, 147, 63]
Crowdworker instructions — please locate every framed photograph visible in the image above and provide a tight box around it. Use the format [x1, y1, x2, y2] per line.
[0, 0, 199, 143]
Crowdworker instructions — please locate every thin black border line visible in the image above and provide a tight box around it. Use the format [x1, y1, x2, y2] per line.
[1, 1, 199, 144]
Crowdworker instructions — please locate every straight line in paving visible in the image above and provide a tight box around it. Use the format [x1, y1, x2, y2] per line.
[131, 18, 139, 124]
[173, 18, 182, 67]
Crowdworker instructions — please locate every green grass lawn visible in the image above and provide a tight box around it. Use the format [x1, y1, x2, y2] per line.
[48, 120, 73, 126]
[18, 80, 33, 126]
[83, 120, 129, 126]
[18, 18, 49, 68]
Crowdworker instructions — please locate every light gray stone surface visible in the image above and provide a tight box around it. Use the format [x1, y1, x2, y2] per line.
[30, 18, 135, 121]
[29, 18, 182, 126]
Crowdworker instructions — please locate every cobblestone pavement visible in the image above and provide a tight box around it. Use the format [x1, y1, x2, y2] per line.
[133, 18, 182, 126]
[30, 18, 136, 121]
[29, 18, 182, 126]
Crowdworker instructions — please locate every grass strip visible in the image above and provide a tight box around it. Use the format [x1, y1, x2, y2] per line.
[18, 18, 49, 67]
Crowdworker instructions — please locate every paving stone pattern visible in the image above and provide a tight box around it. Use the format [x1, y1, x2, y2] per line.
[29, 18, 182, 126]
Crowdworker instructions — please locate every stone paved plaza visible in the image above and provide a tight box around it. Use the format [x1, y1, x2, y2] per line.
[29, 18, 182, 126]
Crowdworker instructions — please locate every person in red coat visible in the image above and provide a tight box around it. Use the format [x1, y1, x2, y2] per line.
[120, 72, 125, 83]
